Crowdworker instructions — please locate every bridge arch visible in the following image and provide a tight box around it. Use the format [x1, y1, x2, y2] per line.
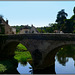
[1, 40, 34, 67]
[1, 40, 20, 58]
[2, 40, 33, 58]
[42, 41, 75, 69]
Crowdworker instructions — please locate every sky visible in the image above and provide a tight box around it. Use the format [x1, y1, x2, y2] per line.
[0, 1, 75, 27]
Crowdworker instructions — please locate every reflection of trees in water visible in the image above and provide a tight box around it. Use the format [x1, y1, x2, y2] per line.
[56, 45, 75, 66]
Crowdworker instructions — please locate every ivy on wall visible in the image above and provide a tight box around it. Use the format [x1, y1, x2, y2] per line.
[0, 24, 5, 34]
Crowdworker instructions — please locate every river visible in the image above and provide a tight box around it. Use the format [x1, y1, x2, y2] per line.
[17, 45, 75, 74]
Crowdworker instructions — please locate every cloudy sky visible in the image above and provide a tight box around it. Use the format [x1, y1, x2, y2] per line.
[0, 1, 75, 27]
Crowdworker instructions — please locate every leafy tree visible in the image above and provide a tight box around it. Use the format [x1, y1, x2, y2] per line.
[56, 9, 68, 30]
[62, 19, 74, 33]
[62, 7, 75, 33]
[73, 7, 75, 14]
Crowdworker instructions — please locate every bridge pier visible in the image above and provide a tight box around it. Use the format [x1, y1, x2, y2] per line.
[22, 39, 61, 71]
[31, 48, 56, 70]
[23, 39, 56, 70]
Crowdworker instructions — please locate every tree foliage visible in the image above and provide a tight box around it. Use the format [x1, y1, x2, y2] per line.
[56, 9, 68, 30]
[73, 7, 75, 14]
[56, 9, 68, 24]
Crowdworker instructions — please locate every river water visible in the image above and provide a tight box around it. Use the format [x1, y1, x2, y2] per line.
[17, 62, 33, 74]
[17, 45, 75, 74]
[17, 58, 75, 74]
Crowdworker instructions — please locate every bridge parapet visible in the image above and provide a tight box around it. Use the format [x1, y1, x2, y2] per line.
[0, 33, 75, 41]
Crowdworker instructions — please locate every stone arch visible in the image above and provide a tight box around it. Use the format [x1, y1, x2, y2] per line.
[1, 40, 20, 58]
[42, 41, 75, 68]
[2, 40, 33, 59]
[1, 40, 34, 72]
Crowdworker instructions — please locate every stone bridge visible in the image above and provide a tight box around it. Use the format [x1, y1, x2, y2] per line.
[0, 33, 75, 71]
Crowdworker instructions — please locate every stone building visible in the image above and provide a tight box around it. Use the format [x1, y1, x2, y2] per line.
[19, 25, 39, 34]
[30, 25, 39, 33]
[12, 27, 16, 34]
[0, 17, 16, 34]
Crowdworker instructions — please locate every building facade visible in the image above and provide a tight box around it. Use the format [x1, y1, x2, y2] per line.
[19, 25, 39, 34]
[0, 17, 16, 34]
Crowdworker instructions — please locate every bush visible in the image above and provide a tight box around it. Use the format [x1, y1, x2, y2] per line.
[16, 43, 27, 51]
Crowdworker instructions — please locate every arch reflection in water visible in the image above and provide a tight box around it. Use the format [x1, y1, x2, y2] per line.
[33, 64, 56, 74]
[17, 62, 56, 74]
[55, 45, 75, 74]
[17, 62, 33, 74]
[55, 57, 75, 74]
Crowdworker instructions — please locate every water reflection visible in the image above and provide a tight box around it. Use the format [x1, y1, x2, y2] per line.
[17, 45, 75, 74]
[17, 62, 56, 74]
[55, 45, 75, 74]
[33, 64, 56, 74]
[17, 62, 33, 74]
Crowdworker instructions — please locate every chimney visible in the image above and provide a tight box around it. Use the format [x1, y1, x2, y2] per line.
[6, 20, 8, 24]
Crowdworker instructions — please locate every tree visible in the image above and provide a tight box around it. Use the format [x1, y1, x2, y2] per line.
[62, 19, 74, 33]
[56, 9, 68, 30]
[73, 7, 75, 14]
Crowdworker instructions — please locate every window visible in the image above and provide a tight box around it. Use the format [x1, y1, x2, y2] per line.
[25, 31, 28, 33]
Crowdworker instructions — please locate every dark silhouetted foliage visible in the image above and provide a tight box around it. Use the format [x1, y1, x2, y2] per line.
[73, 7, 75, 14]
[56, 9, 68, 30]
